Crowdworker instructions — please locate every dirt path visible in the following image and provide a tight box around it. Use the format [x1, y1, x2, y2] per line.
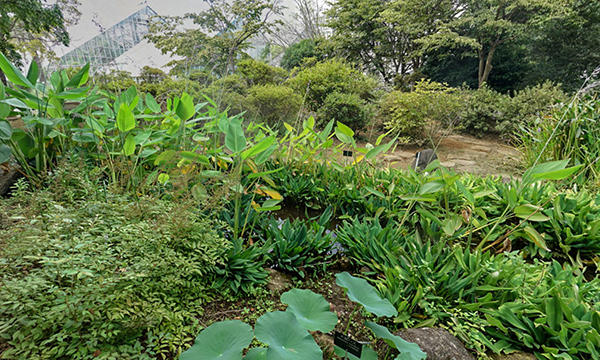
[383, 133, 522, 180]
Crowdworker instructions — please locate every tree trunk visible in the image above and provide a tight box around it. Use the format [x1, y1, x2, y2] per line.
[478, 39, 500, 88]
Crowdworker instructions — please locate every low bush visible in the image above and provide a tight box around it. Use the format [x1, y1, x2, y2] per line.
[317, 91, 372, 133]
[245, 84, 302, 126]
[380, 79, 464, 142]
[287, 58, 377, 113]
[236, 58, 288, 86]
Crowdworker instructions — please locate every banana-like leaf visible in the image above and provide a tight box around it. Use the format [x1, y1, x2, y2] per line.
[0, 52, 34, 88]
[226, 120, 247, 154]
[365, 322, 426, 360]
[336, 272, 397, 318]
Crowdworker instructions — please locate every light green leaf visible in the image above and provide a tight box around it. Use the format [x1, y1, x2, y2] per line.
[419, 180, 446, 195]
[281, 289, 338, 332]
[146, 93, 161, 113]
[365, 186, 385, 198]
[521, 226, 550, 251]
[65, 64, 90, 87]
[176, 92, 195, 121]
[365, 322, 426, 360]
[0, 98, 28, 109]
[0, 52, 34, 88]
[241, 136, 276, 160]
[514, 204, 550, 222]
[179, 320, 254, 360]
[255, 311, 322, 360]
[26, 61, 39, 85]
[226, 120, 247, 154]
[116, 103, 135, 132]
[122, 134, 136, 156]
[180, 151, 210, 165]
[336, 272, 397, 318]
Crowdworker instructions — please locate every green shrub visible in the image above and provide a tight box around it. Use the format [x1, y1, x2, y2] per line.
[245, 84, 302, 126]
[380, 79, 464, 142]
[459, 85, 510, 136]
[236, 58, 288, 86]
[317, 91, 372, 133]
[281, 39, 318, 71]
[287, 59, 377, 112]
[460, 82, 565, 138]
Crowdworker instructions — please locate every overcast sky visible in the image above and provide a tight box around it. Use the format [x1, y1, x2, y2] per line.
[61, 0, 296, 50]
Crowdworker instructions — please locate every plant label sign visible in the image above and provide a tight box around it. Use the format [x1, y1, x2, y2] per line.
[334, 331, 362, 358]
[343, 150, 353, 157]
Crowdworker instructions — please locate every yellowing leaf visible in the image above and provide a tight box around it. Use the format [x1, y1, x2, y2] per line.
[256, 186, 282, 200]
[351, 155, 364, 165]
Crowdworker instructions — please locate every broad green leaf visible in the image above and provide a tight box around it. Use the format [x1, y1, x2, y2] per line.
[0, 98, 28, 109]
[254, 311, 322, 360]
[180, 151, 210, 165]
[531, 165, 583, 181]
[226, 120, 247, 154]
[255, 144, 277, 164]
[247, 167, 283, 179]
[26, 61, 39, 85]
[133, 130, 152, 145]
[122, 134, 136, 156]
[319, 119, 335, 141]
[65, 64, 90, 87]
[0, 83, 10, 118]
[365, 186, 385, 198]
[146, 93, 161, 113]
[241, 136, 276, 160]
[179, 320, 254, 360]
[514, 204, 550, 222]
[545, 290, 563, 332]
[0, 52, 34, 88]
[456, 180, 475, 205]
[53, 87, 89, 100]
[244, 348, 268, 360]
[365, 139, 395, 160]
[335, 121, 355, 145]
[365, 322, 426, 360]
[335, 272, 397, 318]
[0, 120, 12, 140]
[0, 144, 10, 164]
[521, 226, 550, 251]
[116, 103, 135, 132]
[281, 289, 338, 332]
[419, 180, 446, 195]
[176, 92, 195, 121]
[334, 345, 378, 360]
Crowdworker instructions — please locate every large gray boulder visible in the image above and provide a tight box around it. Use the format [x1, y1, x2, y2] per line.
[490, 352, 537, 360]
[392, 327, 476, 360]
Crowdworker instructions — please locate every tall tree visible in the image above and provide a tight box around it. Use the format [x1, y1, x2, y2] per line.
[0, 0, 73, 68]
[419, 0, 564, 88]
[325, 0, 414, 84]
[147, 0, 283, 75]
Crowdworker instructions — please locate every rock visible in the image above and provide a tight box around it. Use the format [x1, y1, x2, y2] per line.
[0, 166, 22, 196]
[490, 352, 537, 360]
[451, 159, 477, 167]
[266, 269, 292, 292]
[440, 161, 456, 168]
[393, 327, 476, 360]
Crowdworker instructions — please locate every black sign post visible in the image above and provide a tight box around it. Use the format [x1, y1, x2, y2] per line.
[334, 331, 363, 358]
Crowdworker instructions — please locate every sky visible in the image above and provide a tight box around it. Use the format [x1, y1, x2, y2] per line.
[52, 0, 297, 75]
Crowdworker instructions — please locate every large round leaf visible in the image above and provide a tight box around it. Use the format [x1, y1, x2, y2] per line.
[0, 144, 10, 164]
[179, 320, 254, 360]
[365, 322, 426, 360]
[281, 289, 338, 332]
[243, 348, 267, 360]
[335, 272, 397, 318]
[254, 311, 322, 360]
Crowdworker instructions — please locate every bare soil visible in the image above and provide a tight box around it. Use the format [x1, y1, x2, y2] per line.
[383, 133, 522, 180]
